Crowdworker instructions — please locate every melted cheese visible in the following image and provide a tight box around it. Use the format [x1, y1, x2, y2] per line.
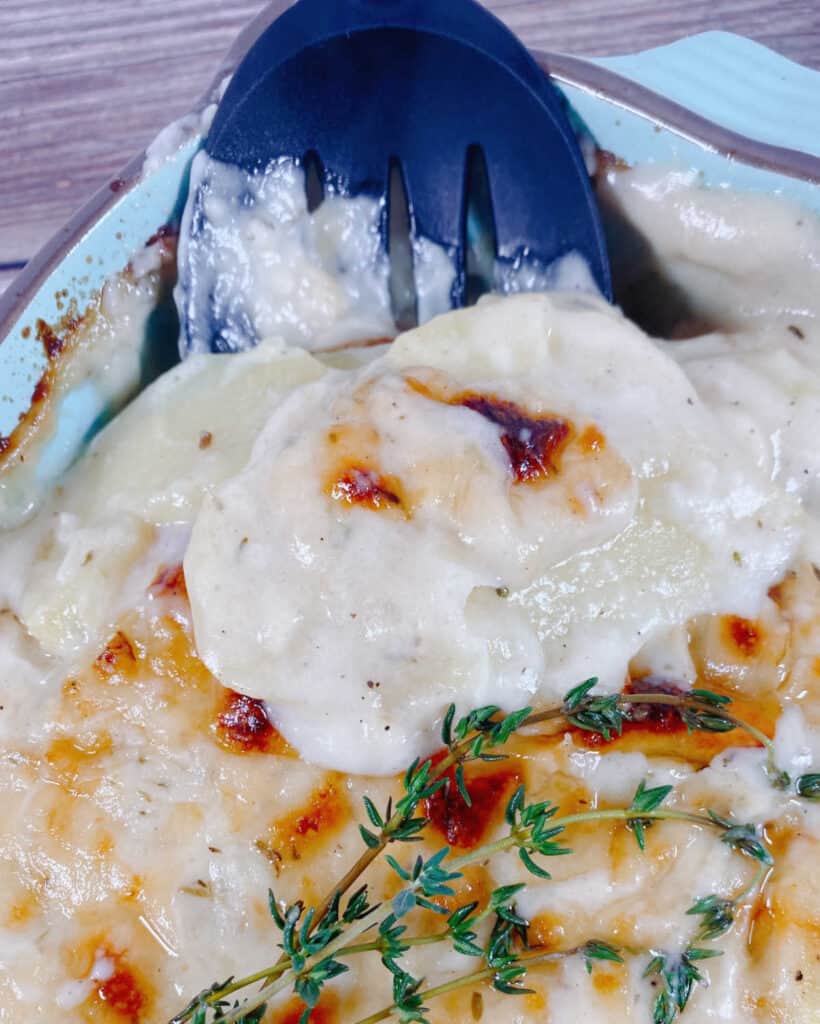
[1, 342, 325, 659]
[1, 170, 819, 1024]
[177, 155, 399, 354]
[185, 293, 804, 774]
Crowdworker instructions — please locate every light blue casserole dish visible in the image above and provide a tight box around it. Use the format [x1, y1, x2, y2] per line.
[0, 0, 818, 495]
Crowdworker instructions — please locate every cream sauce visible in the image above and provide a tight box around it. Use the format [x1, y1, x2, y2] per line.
[0, 166, 819, 1024]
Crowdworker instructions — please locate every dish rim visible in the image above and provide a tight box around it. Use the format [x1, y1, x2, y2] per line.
[1, 3, 819, 344]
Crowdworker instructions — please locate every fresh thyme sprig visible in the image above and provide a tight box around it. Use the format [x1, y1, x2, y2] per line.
[177, 776, 771, 1024]
[172, 680, 794, 1024]
[350, 941, 626, 1024]
[686, 895, 737, 941]
[645, 946, 723, 1024]
[331, 683, 794, 927]
[645, 861, 771, 1024]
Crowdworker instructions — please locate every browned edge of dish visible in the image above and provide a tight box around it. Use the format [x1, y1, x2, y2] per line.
[2, 0, 818, 347]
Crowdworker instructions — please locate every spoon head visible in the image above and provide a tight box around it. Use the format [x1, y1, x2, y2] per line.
[179, 0, 611, 354]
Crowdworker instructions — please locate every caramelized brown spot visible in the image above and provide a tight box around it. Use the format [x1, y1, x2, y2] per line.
[95, 632, 138, 677]
[36, 317, 64, 360]
[529, 911, 567, 951]
[424, 751, 521, 849]
[329, 464, 407, 513]
[567, 494, 586, 517]
[7, 890, 40, 928]
[320, 334, 394, 353]
[145, 224, 178, 248]
[407, 378, 573, 484]
[214, 688, 289, 755]
[292, 785, 342, 837]
[96, 959, 146, 1022]
[576, 678, 688, 751]
[748, 895, 778, 962]
[459, 394, 572, 484]
[578, 425, 606, 453]
[596, 149, 631, 174]
[46, 733, 112, 783]
[573, 678, 777, 765]
[592, 966, 624, 997]
[259, 782, 347, 864]
[276, 993, 337, 1024]
[149, 563, 188, 600]
[35, 311, 81, 362]
[31, 375, 49, 404]
[722, 615, 763, 658]
[0, 306, 87, 470]
[623, 677, 688, 731]
[198, 430, 213, 450]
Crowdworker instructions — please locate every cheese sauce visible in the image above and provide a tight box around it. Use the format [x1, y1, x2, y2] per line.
[0, 165, 818, 1023]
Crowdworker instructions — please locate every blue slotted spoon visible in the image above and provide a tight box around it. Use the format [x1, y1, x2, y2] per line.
[178, 0, 611, 355]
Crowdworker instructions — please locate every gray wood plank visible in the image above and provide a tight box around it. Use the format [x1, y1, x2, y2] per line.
[0, 0, 817, 266]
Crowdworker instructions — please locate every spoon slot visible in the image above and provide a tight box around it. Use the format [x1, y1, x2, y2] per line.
[463, 144, 497, 306]
[303, 150, 325, 213]
[387, 157, 418, 332]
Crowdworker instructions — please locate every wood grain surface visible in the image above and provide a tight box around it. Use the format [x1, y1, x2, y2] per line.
[0, 0, 818, 295]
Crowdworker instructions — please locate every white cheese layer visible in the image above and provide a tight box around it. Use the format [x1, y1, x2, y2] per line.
[185, 292, 804, 774]
[1, 168, 820, 1024]
[0, 342, 325, 659]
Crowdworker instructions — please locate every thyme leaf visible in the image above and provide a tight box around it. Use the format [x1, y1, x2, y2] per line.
[171, 685, 783, 1024]
[708, 811, 773, 865]
[796, 772, 820, 800]
[628, 779, 673, 851]
[686, 895, 736, 941]
[645, 946, 722, 1023]
[582, 940, 624, 973]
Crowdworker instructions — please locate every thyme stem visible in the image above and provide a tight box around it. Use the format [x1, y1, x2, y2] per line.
[445, 807, 719, 873]
[306, 692, 763, 930]
[621, 693, 778, 761]
[216, 806, 729, 1023]
[351, 945, 586, 1024]
[172, 684, 783, 1024]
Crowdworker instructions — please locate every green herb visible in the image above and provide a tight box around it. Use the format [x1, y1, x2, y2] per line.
[686, 895, 737, 941]
[707, 811, 773, 865]
[796, 773, 820, 800]
[171, 681, 787, 1024]
[582, 940, 625, 973]
[628, 779, 674, 851]
[563, 677, 624, 740]
[645, 947, 723, 1024]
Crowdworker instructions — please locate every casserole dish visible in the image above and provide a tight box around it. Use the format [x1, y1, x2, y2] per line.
[1, 9, 818, 489]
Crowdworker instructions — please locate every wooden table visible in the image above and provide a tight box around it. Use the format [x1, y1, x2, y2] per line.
[0, 0, 817, 294]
